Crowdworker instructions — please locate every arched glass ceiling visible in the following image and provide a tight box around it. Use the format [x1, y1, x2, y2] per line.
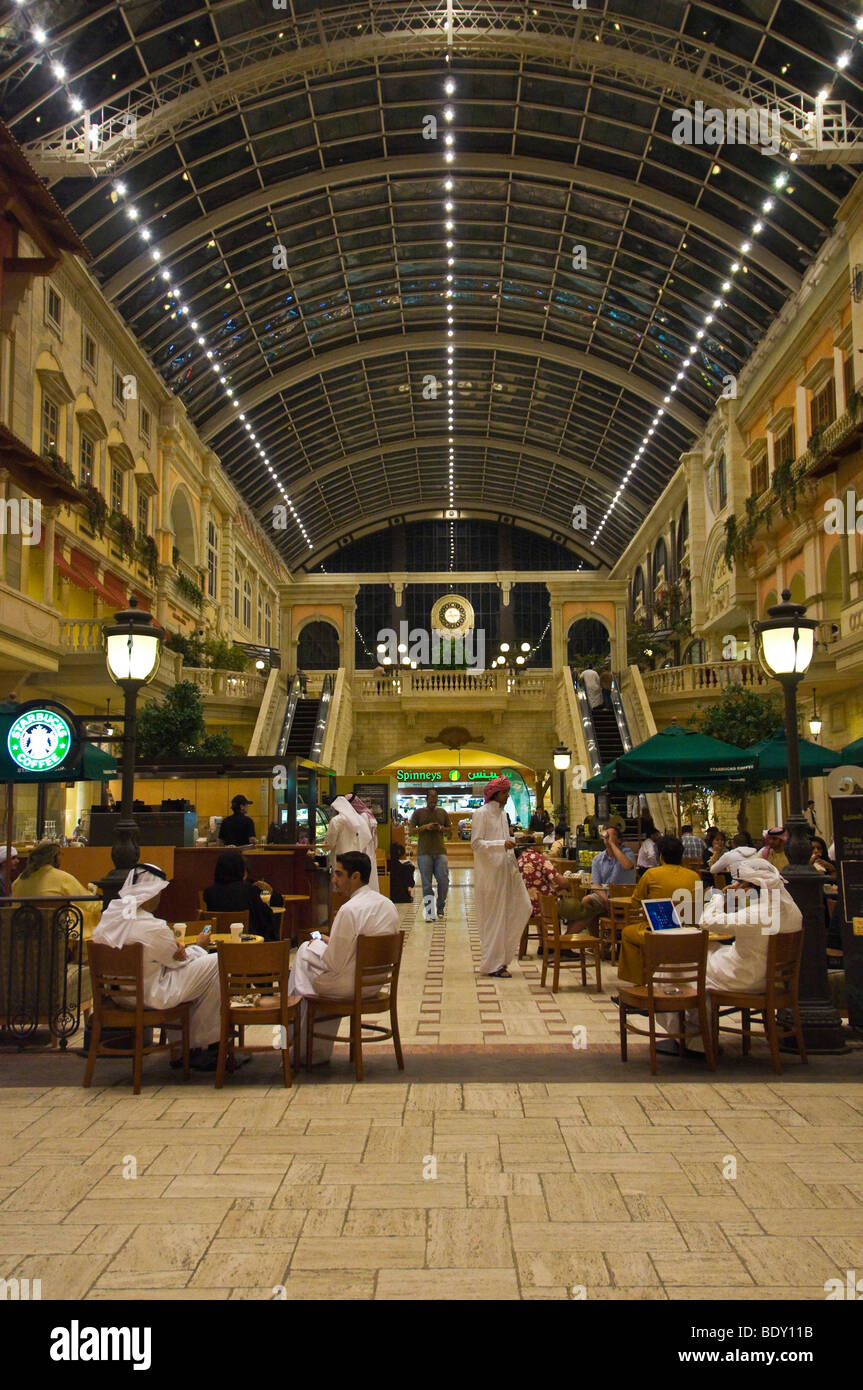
[2, 0, 861, 568]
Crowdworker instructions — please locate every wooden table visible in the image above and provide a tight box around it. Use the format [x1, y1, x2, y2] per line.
[181, 933, 264, 951]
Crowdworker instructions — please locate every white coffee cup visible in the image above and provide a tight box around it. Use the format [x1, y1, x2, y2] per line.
[172, 923, 186, 942]
[229, 922, 244, 941]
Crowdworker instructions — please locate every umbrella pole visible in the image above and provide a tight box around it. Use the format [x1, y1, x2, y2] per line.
[675, 778, 682, 837]
[4, 782, 12, 895]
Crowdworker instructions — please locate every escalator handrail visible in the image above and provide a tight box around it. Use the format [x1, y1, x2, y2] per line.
[609, 675, 634, 753]
[571, 672, 603, 776]
[275, 674, 300, 759]
[308, 672, 334, 763]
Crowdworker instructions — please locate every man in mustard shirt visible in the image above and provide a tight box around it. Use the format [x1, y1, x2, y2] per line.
[616, 835, 701, 986]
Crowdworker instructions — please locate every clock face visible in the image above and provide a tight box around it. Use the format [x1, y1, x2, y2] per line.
[431, 593, 475, 637]
[443, 604, 465, 627]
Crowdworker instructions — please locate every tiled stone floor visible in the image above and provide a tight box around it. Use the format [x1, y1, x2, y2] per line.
[2, 868, 863, 1301]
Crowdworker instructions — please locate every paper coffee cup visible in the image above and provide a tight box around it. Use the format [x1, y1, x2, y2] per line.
[229, 922, 243, 941]
[172, 923, 186, 941]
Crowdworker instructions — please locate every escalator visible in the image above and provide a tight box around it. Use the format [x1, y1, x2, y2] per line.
[275, 674, 334, 761]
[572, 671, 641, 834]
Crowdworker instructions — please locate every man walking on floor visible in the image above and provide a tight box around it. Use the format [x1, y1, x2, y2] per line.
[410, 787, 451, 922]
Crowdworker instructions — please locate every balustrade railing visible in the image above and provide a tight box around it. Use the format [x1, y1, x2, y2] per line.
[0, 896, 100, 1048]
[183, 667, 266, 700]
[640, 660, 769, 697]
[59, 618, 104, 653]
[355, 668, 551, 698]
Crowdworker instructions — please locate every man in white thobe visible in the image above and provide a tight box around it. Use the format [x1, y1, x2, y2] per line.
[580, 668, 602, 710]
[324, 794, 379, 891]
[91, 864, 223, 1066]
[472, 776, 532, 977]
[658, 854, 802, 1052]
[289, 851, 398, 1062]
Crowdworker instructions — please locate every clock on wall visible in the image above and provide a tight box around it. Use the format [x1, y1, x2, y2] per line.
[430, 593, 475, 639]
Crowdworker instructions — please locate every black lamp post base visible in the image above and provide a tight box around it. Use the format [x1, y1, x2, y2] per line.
[96, 820, 140, 908]
[782, 845, 848, 1055]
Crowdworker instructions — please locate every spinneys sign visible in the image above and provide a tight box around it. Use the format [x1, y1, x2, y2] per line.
[7, 707, 75, 774]
[397, 768, 516, 781]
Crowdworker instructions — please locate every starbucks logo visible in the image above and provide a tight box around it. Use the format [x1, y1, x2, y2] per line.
[8, 709, 73, 773]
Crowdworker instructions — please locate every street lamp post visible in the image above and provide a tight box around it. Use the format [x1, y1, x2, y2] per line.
[752, 590, 846, 1052]
[97, 598, 162, 905]
[553, 743, 571, 830]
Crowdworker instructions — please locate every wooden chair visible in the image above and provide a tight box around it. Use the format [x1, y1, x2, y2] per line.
[214, 939, 302, 1088]
[305, 931, 405, 1081]
[83, 942, 191, 1094]
[179, 912, 250, 935]
[682, 857, 704, 873]
[597, 896, 643, 964]
[618, 930, 716, 1074]
[518, 908, 543, 959]
[538, 895, 601, 993]
[708, 930, 807, 1074]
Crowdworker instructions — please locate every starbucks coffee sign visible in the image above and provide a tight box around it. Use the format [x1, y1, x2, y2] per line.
[7, 706, 75, 774]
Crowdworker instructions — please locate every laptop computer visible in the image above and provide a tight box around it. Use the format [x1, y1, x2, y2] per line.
[642, 898, 688, 932]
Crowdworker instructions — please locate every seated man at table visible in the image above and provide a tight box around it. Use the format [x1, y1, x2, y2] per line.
[91, 864, 223, 1070]
[616, 835, 701, 987]
[515, 834, 585, 942]
[578, 825, 636, 929]
[658, 854, 802, 1055]
[288, 851, 398, 1064]
[203, 849, 280, 941]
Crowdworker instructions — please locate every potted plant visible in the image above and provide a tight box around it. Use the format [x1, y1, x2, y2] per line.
[79, 484, 108, 536]
[175, 572, 204, 609]
[136, 534, 159, 581]
[43, 449, 76, 484]
[108, 510, 137, 562]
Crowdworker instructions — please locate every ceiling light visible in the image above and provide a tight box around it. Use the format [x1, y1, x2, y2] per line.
[69, 94, 84, 113]
[752, 221, 763, 234]
[445, 220, 454, 231]
[443, 107, 455, 122]
[445, 80, 456, 94]
[52, 62, 65, 80]
[817, 87, 830, 102]
[444, 178, 454, 190]
[721, 280, 731, 292]
[705, 314, 714, 324]
[32, 27, 47, 44]
[445, 200, 454, 212]
[445, 151, 455, 163]
[140, 228, 151, 241]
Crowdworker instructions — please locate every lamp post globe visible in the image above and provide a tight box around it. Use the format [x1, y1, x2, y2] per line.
[752, 590, 845, 1053]
[98, 597, 162, 904]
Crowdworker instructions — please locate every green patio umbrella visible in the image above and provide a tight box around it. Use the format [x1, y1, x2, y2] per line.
[583, 758, 668, 796]
[747, 728, 843, 779]
[841, 736, 863, 764]
[612, 724, 760, 834]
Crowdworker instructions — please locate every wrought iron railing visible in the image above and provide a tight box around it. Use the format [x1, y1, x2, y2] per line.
[0, 896, 101, 1049]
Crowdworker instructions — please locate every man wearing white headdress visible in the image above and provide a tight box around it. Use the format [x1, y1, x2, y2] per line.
[91, 864, 222, 1055]
[323, 794, 379, 891]
[658, 854, 802, 1051]
[471, 776, 532, 978]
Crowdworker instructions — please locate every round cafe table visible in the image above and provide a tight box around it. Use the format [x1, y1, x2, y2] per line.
[182, 933, 264, 950]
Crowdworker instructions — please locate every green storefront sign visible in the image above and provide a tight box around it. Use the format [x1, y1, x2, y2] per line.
[397, 767, 516, 782]
[7, 707, 74, 774]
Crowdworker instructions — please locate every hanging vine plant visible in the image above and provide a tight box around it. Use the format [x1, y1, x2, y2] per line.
[79, 484, 108, 536]
[108, 509, 137, 561]
[137, 534, 159, 581]
[175, 571, 204, 609]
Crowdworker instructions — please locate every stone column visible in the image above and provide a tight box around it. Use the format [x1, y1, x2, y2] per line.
[342, 600, 356, 677]
[41, 504, 58, 607]
[682, 450, 706, 631]
[0, 469, 8, 578]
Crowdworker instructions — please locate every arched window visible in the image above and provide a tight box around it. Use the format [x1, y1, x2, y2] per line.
[716, 451, 727, 511]
[683, 640, 704, 665]
[257, 590, 263, 640]
[206, 521, 218, 598]
[653, 537, 668, 587]
[242, 578, 251, 629]
[566, 617, 611, 667]
[632, 566, 646, 612]
[676, 504, 689, 573]
[233, 569, 240, 621]
[298, 620, 340, 670]
[265, 602, 272, 647]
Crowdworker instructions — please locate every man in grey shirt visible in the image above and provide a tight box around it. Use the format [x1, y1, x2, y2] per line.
[409, 788, 451, 922]
[579, 825, 636, 929]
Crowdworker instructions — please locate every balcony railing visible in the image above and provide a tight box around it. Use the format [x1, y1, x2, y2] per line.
[356, 668, 552, 699]
[182, 667, 266, 700]
[641, 660, 769, 698]
[59, 618, 104, 654]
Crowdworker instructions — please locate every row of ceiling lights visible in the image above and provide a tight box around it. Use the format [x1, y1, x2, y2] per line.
[12, 3, 863, 559]
[589, 18, 863, 547]
[12, 3, 314, 555]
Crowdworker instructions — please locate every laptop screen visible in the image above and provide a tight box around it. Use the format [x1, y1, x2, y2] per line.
[642, 898, 685, 932]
